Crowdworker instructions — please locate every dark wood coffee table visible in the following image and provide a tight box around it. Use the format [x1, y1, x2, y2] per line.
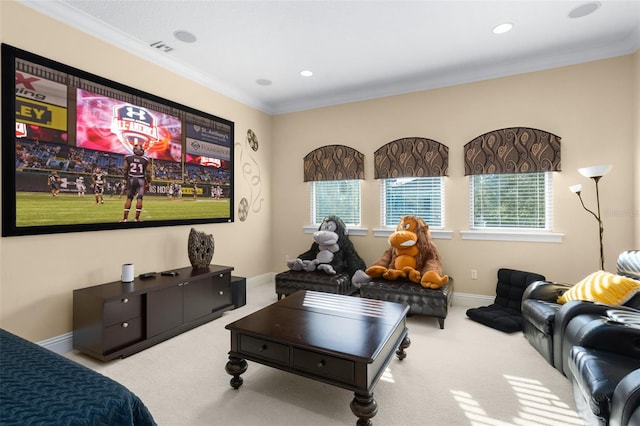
[225, 290, 410, 425]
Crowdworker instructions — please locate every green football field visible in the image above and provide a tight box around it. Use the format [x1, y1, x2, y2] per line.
[15, 192, 231, 226]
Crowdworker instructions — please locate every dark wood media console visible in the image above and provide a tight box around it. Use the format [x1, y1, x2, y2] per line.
[73, 264, 235, 361]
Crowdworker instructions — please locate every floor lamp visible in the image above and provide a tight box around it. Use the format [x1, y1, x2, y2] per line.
[569, 165, 612, 271]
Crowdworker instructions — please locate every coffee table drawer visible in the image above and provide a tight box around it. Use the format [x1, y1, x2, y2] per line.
[239, 335, 289, 365]
[292, 348, 354, 384]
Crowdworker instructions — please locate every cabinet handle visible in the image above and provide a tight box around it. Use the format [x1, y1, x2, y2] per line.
[219, 291, 224, 296]
[259, 344, 267, 352]
[317, 360, 326, 368]
[121, 322, 129, 328]
[219, 274, 224, 278]
[121, 298, 129, 304]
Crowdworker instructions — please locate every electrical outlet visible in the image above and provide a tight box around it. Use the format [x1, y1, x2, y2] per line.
[471, 269, 478, 280]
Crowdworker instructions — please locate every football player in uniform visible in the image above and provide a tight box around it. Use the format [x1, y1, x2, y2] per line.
[48, 171, 61, 197]
[120, 144, 151, 222]
[91, 167, 106, 204]
[115, 180, 126, 199]
[76, 176, 86, 197]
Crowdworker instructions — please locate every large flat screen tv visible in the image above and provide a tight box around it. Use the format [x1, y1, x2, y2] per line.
[2, 44, 234, 237]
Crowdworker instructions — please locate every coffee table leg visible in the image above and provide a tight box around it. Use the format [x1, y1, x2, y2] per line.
[225, 355, 248, 389]
[395, 334, 411, 360]
[350, 390, 378, 426]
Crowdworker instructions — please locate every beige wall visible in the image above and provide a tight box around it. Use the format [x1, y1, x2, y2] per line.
[1, 1, 638, 343]
[0, 2, 273, 341]
[272, 54, 638, 296]
[634, 50, 640, 245]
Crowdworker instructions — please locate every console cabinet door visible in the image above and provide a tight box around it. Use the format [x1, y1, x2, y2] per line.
[147, 284, 183, 337]
[183, 277, 215, 323]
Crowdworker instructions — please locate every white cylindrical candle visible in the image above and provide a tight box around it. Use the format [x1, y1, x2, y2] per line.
[121, 263, 135, 282]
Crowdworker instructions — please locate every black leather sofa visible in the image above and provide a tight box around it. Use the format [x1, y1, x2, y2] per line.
[521, 279, 573, 365]
[567, 318, 640, 425]
[521, 250, 640, 425]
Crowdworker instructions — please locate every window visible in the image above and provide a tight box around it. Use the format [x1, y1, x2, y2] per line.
[469, 172, 552, 230]
[381, 177, 444, 228]
[310, 180, 360, 226]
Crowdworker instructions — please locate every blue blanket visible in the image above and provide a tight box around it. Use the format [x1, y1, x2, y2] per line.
[0, 329, 156, 425]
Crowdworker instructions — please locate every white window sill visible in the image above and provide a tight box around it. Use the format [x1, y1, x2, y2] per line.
[304, 226, 369, 236]
[372, 228, 453, 240]
[460, 230, 564, 243]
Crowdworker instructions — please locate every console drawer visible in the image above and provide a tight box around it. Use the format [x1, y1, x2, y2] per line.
[292, 348, 354, 385]
[104, 296, 142, 326]
[239, 335, 289, 365]
[103, 317, 143, 352]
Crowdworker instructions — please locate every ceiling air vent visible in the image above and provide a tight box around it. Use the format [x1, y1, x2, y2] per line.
[149, 41, 174, 53]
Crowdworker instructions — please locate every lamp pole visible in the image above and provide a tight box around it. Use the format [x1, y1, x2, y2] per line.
[571, 165, 611, 271]
[593, 176, 604, 271]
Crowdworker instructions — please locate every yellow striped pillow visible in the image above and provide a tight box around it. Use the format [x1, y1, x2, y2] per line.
[558, 271, 640, 305]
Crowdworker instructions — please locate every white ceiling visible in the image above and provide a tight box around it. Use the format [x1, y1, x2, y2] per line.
[21, 0, 640, 115]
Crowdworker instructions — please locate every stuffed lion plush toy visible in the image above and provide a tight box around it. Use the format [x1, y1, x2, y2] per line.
[287, 215, 368, 284]
[365, 215, 449, 289]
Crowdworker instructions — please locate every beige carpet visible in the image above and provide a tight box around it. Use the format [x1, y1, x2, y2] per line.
[66, 282, 584, 426]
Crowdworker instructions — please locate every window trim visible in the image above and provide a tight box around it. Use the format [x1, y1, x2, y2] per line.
[372, 227, 453, 240]
[304, 225, 368, 236]
[460, 230, 563, 243]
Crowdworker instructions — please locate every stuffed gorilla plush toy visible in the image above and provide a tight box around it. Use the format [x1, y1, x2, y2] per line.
[286, 215, 368, 284]
[365, 215, 449, 289]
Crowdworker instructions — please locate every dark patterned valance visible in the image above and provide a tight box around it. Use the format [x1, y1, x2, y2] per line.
[464, 127, 561, 175]
[374, 137, 448, 179]
[303, 145, 365, 182]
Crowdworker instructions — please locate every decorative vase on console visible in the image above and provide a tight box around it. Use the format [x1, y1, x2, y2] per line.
[188, 228, 215, 269]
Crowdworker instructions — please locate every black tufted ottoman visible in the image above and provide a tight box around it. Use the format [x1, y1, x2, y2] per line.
[275, 270, 359, 300]
[359, 278, 454, 329]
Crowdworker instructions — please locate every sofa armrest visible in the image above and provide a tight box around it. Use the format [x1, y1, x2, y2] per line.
[577, 317, 640, 358]
[553, 302, 639, 374]
[521, 299, 561, 334]
[522, 280, 573, 303]
[556, 301, 640, 334]
[611, 369, 640, 426]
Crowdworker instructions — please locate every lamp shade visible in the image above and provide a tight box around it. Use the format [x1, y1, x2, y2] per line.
[569, 184, 583, 193]
[578, 165, 612, 178]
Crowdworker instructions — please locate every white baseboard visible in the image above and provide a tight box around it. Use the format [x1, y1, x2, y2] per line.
[38, 331, 73, 355]
[39, 275, 494, 355]
[247, 273, 276, 287]
[452, 292, 494, 308]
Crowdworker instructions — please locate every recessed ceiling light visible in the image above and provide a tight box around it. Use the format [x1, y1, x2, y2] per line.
[173, 30, 197, 43]
[492, 23, 513, 34]
[568, 2, 601, 19]
[256, 78, 272, 86]
[300, 70, 313, 77]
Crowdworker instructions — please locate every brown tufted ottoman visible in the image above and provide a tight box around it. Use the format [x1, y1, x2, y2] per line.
[359, 278, 454, 329]
[275, 270, 359, 300]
